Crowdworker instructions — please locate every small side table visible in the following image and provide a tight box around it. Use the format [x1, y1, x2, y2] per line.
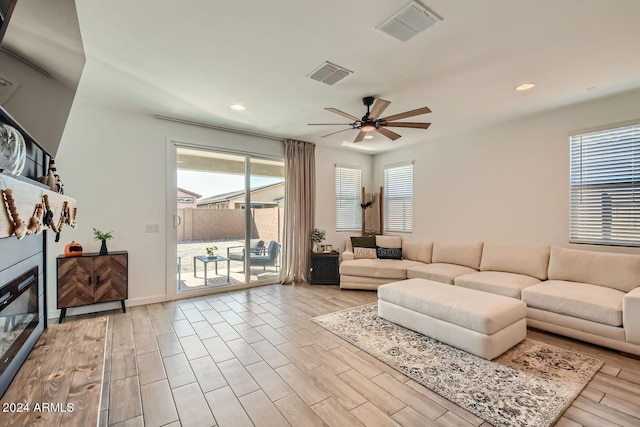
[310, 251, 340, 285]
[194, 255, 230, 284]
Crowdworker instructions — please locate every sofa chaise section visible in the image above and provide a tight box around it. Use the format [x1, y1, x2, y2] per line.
[523, 246, 640, 354]
[339, 236, 426, 290]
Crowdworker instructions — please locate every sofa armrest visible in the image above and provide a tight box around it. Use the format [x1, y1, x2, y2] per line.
[341, 250, 354, 262]
[623, 287, 640, 345]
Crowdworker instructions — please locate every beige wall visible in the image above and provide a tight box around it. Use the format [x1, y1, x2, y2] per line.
[373, 88, 640, 255]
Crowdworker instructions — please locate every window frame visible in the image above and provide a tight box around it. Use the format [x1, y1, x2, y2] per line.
[335, 165, 362, 232]
[569, 122, 640, 247]
[384, 162, 413, 234]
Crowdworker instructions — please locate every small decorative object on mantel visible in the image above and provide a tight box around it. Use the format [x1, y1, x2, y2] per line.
[0, 188, 27, 239]
[0, 123, 26, 176]
[310, 228, 326, 253]
[64, 241, 83, 257]
[37, 158, 64, 193]
[93, 228, 114, 255]
[206, 246, 218, 258]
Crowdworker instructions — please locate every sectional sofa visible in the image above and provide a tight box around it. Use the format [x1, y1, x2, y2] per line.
[339, 236, 640, 356]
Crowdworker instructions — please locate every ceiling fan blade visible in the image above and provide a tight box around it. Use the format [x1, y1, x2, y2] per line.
[354, 130, 367, 142]
[369, 98, 391, 121]
[321, 128, 353, 138]
[380, 106, 431, 122]
[383, 122, 431, 129]
[325, 108, 359, 121]
[376, 127, 402, 141]
[308, 123, 352, 126]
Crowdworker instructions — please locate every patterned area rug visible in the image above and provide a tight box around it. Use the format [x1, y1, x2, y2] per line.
[311, 303, 603, 427]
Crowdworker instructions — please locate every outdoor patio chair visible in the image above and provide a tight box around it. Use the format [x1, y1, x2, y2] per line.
[227, 239, 266, 267]
[250, 241, 281, 271]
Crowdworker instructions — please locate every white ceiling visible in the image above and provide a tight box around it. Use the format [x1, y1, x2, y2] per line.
[75, 0, 640, 154]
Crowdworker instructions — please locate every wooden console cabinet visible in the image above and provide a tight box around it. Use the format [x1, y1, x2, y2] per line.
[56, 251, 128, 323]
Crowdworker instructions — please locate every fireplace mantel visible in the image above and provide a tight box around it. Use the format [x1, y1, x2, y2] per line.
[0, 173, 77, 240]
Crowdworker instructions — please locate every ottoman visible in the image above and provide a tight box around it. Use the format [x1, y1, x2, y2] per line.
[378, 278, 527, 360]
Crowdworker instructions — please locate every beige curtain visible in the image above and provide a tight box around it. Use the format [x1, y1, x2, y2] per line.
[280, 139, 316, 284]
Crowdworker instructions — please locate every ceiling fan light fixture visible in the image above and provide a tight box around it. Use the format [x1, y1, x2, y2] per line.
[230, 104, 246, 111]
[515, 82, 535, 91]
[361, 123, 376, 132]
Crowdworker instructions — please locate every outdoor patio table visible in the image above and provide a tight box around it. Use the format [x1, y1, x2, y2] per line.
[193, 255, 230, 284]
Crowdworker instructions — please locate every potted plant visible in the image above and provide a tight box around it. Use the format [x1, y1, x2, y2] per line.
[93, 228, 114, 255]
[206, 246, 218, 258]
[310, 228, 326, 253]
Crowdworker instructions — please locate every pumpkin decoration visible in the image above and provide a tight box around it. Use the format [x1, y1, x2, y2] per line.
[64, 241, 83, 257]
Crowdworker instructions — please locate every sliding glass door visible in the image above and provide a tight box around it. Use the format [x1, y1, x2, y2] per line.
[172, 144, 284, 294]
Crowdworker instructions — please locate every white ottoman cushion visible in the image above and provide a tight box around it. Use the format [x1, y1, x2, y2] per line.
[378, 278, 527, 359]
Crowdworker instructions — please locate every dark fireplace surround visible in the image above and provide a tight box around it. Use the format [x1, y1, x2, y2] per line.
[0, 233, 46, 397]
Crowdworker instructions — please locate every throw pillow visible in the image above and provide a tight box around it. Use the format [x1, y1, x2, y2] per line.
[377, 247, 402, 260]
[351, 236, 376, 248]
[376, 235, 402, 249]
[354, 247, 377, 259]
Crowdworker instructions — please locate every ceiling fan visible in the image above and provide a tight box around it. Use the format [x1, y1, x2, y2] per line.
[308, 96, 431, 143]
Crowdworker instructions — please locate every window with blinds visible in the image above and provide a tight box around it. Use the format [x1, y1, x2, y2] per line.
[335, 166, 361, 231]
[570, 123, 640, 246]
[384, 162, 413, 233]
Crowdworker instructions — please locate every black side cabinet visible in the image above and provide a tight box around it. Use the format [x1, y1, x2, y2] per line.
[309, 251, 340, 285]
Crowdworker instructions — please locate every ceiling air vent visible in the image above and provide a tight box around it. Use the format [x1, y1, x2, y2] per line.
[308, 61, 353, 86]
[376, 1, 441, 42]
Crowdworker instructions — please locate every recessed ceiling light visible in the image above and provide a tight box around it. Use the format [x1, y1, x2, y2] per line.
[515, 82, 535, 91]
[364, 135, 374, 140]
[230, 104, 246, 111]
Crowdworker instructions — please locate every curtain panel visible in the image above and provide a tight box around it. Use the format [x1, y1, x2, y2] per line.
[280, 140, 316, 283]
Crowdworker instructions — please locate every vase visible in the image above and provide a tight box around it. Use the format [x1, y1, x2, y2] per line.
[312, 242, 319, 253]
[100, 240, 108, 255]
[0, 123, 26, 176]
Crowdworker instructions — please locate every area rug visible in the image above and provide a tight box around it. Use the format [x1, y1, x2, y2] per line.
[311, 303, 603, 427]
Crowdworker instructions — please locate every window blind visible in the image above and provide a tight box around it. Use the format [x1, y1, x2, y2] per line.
[335, 166, 361, 231]
[384, 162, 413, 233]
[570, 123, 640, 246]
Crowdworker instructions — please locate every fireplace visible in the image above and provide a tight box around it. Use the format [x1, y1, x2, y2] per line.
[0, 234, 45, 398]
[0, 267, 39, 377]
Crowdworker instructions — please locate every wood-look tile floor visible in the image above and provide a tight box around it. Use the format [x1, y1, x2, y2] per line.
[60, 283, 640, 427]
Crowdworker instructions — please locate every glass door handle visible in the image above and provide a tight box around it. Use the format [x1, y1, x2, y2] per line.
[174, 215, 182, 227]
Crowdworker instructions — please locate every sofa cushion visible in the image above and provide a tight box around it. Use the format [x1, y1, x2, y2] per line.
[353, 247, 376, 259]
[432, 240, 484, 269]
[377, 247, 402, 260]
[548, 246, 640, 293]
[339, 259, 421, 279]
[376, 235, 402, 249]
[407, 263, 477, 285]
[351, 236, 376, 249]
[521, 280, 625, 326]
[480, 243, 550, 280]
[454, 271, 540, 299]
[402, 240, 433, 264]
